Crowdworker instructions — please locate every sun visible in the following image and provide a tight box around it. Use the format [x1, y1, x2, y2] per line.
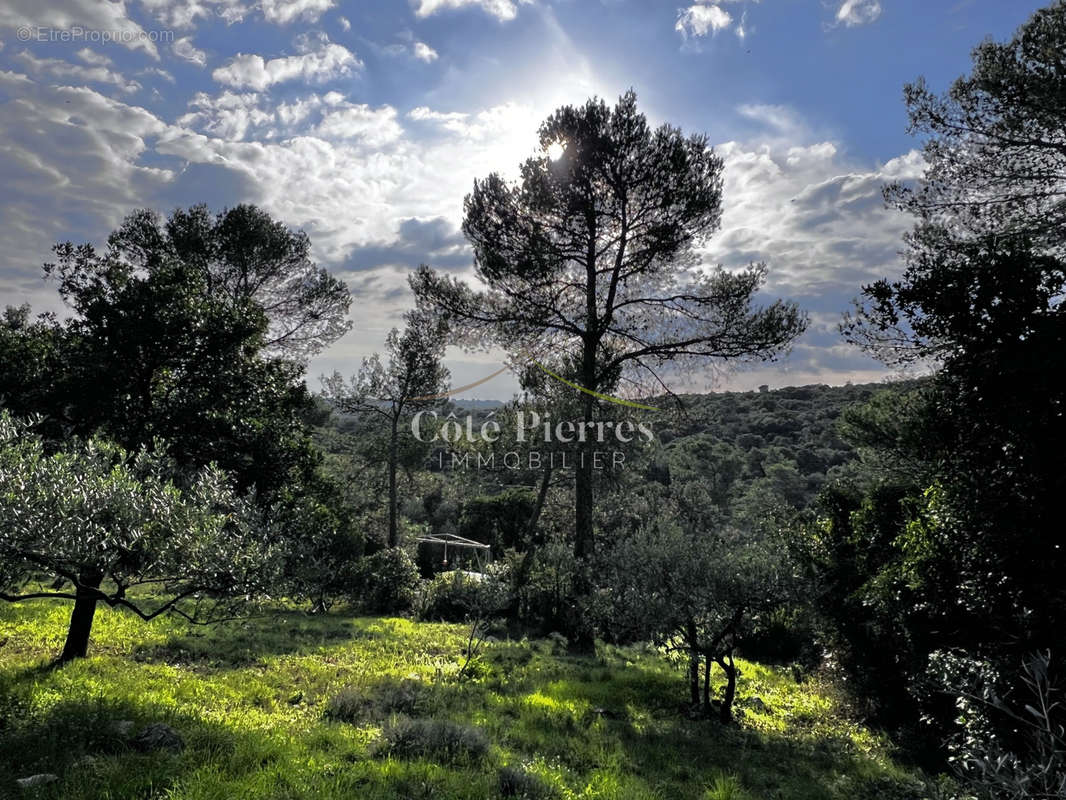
[546, 141, 565, 161]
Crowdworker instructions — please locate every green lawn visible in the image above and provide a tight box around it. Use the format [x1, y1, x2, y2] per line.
[0, 599, 941, 799]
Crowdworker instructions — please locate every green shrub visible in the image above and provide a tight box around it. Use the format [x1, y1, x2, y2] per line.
[374, 717, 490, 764]
[497, 764, 556, 798]
[703, 773, 752, 800]
[418, 569, 508, 623]
[351, 548, 420, 613]
[325, 679, 429, 724]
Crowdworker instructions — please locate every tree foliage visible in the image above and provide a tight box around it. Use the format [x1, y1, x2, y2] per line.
[413, 92, 805, 636]
[839, 3, 1066, 688]
[0, 412, 278, 661]
[323, 309, 449, 547]
[596, 484, 803, 721]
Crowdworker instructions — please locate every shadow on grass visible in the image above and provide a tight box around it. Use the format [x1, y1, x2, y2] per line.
[127, 609, 384, 671]
[0, 624, 931, 800]
[0, 694, 263, 800]
[0, 691, 499, 800]
[470, 645, 930, 800]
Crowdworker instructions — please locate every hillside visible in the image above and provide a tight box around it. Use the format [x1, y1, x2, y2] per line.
[0, 600, 935, 800]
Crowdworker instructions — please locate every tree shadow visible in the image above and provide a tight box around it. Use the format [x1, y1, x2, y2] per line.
[475, 645, 930, 800]
[126, 609, 386, 672]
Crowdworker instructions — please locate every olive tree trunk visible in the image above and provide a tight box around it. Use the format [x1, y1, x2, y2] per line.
[60, 569, 104, 663]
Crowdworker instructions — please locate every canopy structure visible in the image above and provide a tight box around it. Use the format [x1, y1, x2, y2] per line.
[414, 533, 491, 572]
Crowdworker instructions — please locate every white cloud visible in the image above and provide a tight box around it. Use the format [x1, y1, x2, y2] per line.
[414, 0, 530, 22]
[314, 105, 403, 146]
[408, 106, 470, 134]
[737, 103, 809, 138]
[0, 63, 919, 392]
[836, 0, 882, 27]
[140, 66, 177, 83]
[173, 37, 208, 66]
[0, 0, 159, 57]
[338, 15, 351, 31]
[141, 0, 335, 28]
[413, 41, 439, 62]
[676, 4, 733, 38]
[0, 74, 171, 311]
[260, 0, 335, 25]
[212, 41, 360, 90]
[76, 48, 112, 67]
[14, 51, 141, 93]
[178, 90, 271, 140]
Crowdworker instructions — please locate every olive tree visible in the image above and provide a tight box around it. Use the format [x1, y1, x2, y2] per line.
[597, 488, 803, 721]
[0, 412, 279, 662]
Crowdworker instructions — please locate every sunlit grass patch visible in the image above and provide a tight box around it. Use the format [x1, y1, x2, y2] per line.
[1, 598, 943, 800]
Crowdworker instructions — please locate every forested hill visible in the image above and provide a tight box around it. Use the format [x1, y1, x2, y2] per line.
[320, 378, 926, 515]
[646, 379, 926, 510]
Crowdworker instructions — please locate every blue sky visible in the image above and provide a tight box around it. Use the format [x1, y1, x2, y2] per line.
[0, 0, 1049, 398]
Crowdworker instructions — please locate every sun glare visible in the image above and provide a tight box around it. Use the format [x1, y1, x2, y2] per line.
[546, 141, 565, 161]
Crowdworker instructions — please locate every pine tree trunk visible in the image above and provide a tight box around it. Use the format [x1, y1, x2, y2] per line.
[388, 412, 399, 548]
[568, 337, 598, 653]
[60, 570, 103, 663]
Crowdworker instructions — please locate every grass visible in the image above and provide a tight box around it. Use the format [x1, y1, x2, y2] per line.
[0, 598, 942, 799]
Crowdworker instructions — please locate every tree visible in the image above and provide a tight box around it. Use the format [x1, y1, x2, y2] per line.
[597, 485, 803, 721]
[0, 412, 277, 662]
[930, 650, 1065, 800]
[323, 310, 449, 548]
[413, 92, 805, 632]
[883, 1, 1066, 259]
[842, 3, 1066, 678]
[162, 204, 351, 362]
[3, 205, 343, 496]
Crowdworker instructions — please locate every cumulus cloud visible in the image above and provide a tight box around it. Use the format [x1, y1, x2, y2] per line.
[177, 90, 271, 140]
[75, 48, 111, 67]
[13, 51, 141, 93]
[314, 105, 403, 146]
[836, 0, 882, 27]
[0, 72, 170, 310]
[413, 42, 439, 62]
[0, 0, 159, 57]
[413, 0, 530, 22]
[676, 4, 733, 38]
[708, 109, 923, 310]
[337, 15, 351, 31]
[260, 0, 335, 25]
[142, 0, 336, 28]
[212, 40, 360, 89]
[173, 37, 208, 66]
[139, 66, 177, 83]
[139, 0, 230, 28]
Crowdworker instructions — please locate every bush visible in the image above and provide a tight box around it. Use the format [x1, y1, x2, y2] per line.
[325, 679, 430, 724]
[736, 605, 819, 667]
[932, 650, 1065, 800]
[419, 571, 487, 622]
[497, 765, 556, 798]
[373, 717, 490, 764]
[418, 568, 510, 623]
[350, 548, 420, 613]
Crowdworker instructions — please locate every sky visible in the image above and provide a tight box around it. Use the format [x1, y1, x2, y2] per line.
[0, 0, 1050, 399]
